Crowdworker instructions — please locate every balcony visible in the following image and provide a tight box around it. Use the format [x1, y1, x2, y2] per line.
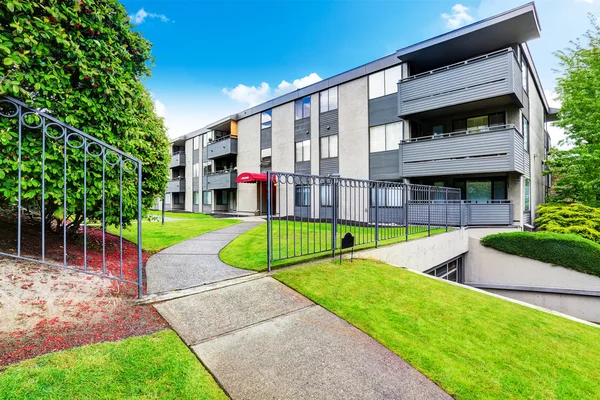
[398, 48, 523, 117]
[207, 136, 238, 160]
[399, 124, 528, 178]
[166, 177, 185, 193]
[206, 170, 237, 190]
[169, 151, 185, 168]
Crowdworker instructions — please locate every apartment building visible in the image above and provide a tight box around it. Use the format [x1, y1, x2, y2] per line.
[162, 2, 557, 227]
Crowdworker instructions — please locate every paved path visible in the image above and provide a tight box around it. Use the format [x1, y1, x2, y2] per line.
[146, 221, 263, 294]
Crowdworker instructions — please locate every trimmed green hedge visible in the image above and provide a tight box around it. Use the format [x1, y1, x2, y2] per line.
[481, 231, 600, 278]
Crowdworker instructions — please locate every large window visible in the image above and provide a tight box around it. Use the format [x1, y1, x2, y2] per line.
[193, 191, 199, 205]
[193, 136, 199, 150]
[370, 187, 403, 207]
[216, 190, 228, 205]
[425, 256, 463, 283]
[203, 131, 214, 147]
[203, 191, 212, 205]
[522, 116, 530, 151]
[193, 162, 199, 177]
[368, 65, 402, 99]
[320, 135, 338, 159]
[524, 178, 531, 211]
[452, 112, 506, 133]
[173, 193, 184, 205]
[203, 161, 212, 176]
[521, 57, 529, 93]
[320, 87, 338, 113]
[370, 122, 402, 153]
[455, 178, 507, 202]
[261, 110, 272, 129]
[295, 140, 310, 162]
[295, 96, 311, 120]
[320, 184, 332, 206]
[295, 185, 311, 207]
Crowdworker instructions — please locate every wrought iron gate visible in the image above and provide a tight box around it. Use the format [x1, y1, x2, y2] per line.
[0, 95, 144, 297]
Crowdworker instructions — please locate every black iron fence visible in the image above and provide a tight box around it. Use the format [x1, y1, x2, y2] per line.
[266, 171, 462, 270]
[0, 95, 144, 297]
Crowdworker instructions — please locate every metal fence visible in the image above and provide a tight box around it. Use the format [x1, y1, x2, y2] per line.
[0, 95, 144, 297]
[266, 171, 462, 270]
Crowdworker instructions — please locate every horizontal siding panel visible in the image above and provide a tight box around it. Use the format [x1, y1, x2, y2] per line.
[319, 110, 339, 137]
[369, 94, 401, 126]
[295, 161, 311, 174]
[294, 118, 311, 142]
[207, 137, 238, 159]
[370, 151, 400, 180]
[320, 157, 339, 175]
[261, 128, 272, 149]
[402, 156, 512, 177]
[206, 171, 238, 190]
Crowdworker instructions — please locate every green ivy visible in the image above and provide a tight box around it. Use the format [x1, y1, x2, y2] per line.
[535, 203, 600, 243]
[0, 0, 169, 233]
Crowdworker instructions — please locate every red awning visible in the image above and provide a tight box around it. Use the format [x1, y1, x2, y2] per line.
[236, 172, 275, 183]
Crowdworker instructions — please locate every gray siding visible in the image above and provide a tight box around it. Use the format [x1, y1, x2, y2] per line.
[193, 204, 200, 213]
[370, 151, 400, 180]
[202, 147, 208, 161]
[202, 204, 212, 214]
[207, 137, 238, 159]
[523, 211, 532, 225]
[169, 152, 185, 168]
[166, 178, 185, 193]
[319, 110, 338, 137]
[261, 128, 272, 149]
[522, 92, 530, 119]
[294, 118, 311, 142]
[398, 50, 523, 117]
[206, 171, 238, 190]
[399, 127, 526, 178]
[295, 161, 311, 174]
[320, 157, 339, 175]
[369, 94, 401, 127]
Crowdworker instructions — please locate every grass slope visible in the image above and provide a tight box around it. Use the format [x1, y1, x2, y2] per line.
[108, 217, 240, 253]
[0, 330, 228, 400]
[220, 221, 446, 271]
[481, 231, 600, 278]
[275, 259, 600, 400]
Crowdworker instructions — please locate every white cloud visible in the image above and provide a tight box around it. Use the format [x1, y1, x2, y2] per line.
[154, 98, 166, 117]
[130, 8, 170, 24]
[222, 73, 322, 107]
[441, 4, 474, 29]
[544, 89, 569, 148]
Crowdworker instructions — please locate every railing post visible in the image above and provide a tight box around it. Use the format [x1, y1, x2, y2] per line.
[374, 183, 379, 248]
[331, 174, 339, 258]
[445, 189, 449, 232]
[267, 171, 272, 272]
[428, 187, 431, 236]
[405, 184, 409, 241]
[137, 162, 143, 299]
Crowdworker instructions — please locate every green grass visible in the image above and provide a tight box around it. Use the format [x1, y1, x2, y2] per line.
[148, 211, 213, 220]
[219, 220, 447, 271]
[274, 259, 600, 400]
[481, 231, 600, 278]
[108, 216, 240, 253]
[0, 330, 228, 400]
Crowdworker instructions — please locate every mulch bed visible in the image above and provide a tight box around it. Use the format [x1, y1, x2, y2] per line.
[0, 212, 169, 367]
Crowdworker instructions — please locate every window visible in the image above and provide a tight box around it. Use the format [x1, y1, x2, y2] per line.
[261, 110, 272, 129]
[522, 116, 530, 151]
[173, 193, 184, 205]
[370, 187, 403, 207]
[521, 57, 529, 93]
[320, 135, 338, 159]
[369, 122, 402, 153]
[368, 65, 402, 99]
[203, 161, 212, 176]
[203, 191, 212, 205]
[457, 178, 507, 201]
[467, 181, 492, 202]
[320, 184, 332, 206]
[432, 125, 444, 138]
[467, 115, 489, 133]
[524, 179, 531, 211]
[193, 162, 199, 178]
[453, 113, 505, 133]
[295, 140, 310, 162]
[193, 136, 199, 150]
[203, 131, 214, 147]
[320, 87, 338, 113]
[193, 191, 199, 205]
[165, 193, 171, 205]
[216, 190, 228, 205]
[295, 96, 311, 120]
[295, 185, 311, 207]
[425, 256, 463, 283]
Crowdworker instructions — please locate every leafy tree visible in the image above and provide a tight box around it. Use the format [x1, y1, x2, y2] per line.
[536, 203, 600, 243]
[546, 15, 600, 206]
[0, 0, 169, 234]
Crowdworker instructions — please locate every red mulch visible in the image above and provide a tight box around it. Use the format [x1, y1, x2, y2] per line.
[0, 212, 169, 367]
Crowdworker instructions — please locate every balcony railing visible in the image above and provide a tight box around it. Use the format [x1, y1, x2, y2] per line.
[398, 48, 523, 117]
[399, 124, 529, 178]
[169, 151, 185, 168]
[206, 169, 237, 190]
[166, 177, 185, 193]
[207, 136, 238, 160]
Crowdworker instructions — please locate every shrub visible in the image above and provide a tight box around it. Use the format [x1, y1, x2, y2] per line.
[480, 231, 600, 278]
[536, 203, 600, 243]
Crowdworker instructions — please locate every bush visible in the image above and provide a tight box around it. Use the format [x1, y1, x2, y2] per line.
[480, 231, 600, 278]
[536, 203, 600, 243]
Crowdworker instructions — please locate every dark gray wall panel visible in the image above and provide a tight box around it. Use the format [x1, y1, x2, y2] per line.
[319, 157, 339, 175]
[370, 151, 400, 180]
[202, 147, 208, 161]
[295, 161, 311, 174]
[319, 110, 338, 137]
[294, 118, 311, 142]
[522, 92, 530, 119]
[193, 149, 199, 163]
[261, 128, 272, 149]
[207, 137, 238, 159]
[369, 94, 402, 127]
[206, 171, 238, 190]
[202, 205, 212, 214]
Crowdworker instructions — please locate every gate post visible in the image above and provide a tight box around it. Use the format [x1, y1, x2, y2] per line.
[374, 183, 379, 248]
[445, 189, 449, 232]
[428, 187, 431, 236]
[405, 184, 409, 241]
[331, 174, 339, 258]
[267, 171, 272, 272]
[137, 162, 143, 299]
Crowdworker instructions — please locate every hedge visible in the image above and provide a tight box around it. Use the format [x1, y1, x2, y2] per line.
[480, 231, 600, 278]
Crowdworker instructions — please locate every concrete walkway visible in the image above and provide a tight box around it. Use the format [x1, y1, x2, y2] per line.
[146, 221, 263, 294]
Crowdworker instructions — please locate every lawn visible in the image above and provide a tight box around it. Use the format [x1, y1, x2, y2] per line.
[274, 259, 600, 400]
[108, 216, 240, 253]
[0, 330, 228, 400]
[148, 211, 213, 220]
[219, 220, 447, 271]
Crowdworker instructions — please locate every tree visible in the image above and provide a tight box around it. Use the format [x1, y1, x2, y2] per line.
[546, 14, 600, 207]
[0, 0, 169, 234]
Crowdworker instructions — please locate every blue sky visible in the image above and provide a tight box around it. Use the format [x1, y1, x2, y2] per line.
[120, 0, 600, 142]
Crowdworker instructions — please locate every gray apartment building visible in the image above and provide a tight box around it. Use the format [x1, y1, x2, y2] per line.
[162, 2, 557, 227]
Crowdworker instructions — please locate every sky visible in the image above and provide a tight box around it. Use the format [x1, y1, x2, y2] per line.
[120, 0, 600, 144]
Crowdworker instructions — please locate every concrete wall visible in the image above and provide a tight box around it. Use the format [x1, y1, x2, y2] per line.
[338, 77, 369, 179]
[528, 81, 546, 220]
[271, 102, 295, 216]
[357, 229, 469, 273]
[237, 114, 260, 213]
[507, 173, 522, 225]
[184, 139, 193, 212]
